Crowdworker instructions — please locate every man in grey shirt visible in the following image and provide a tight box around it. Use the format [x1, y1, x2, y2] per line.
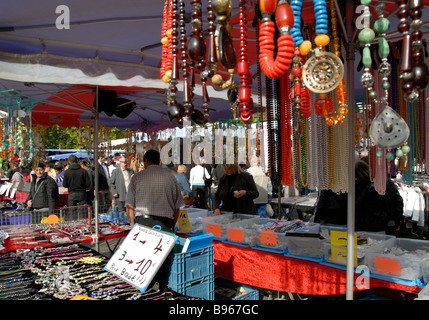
[126, 149, 184, 233]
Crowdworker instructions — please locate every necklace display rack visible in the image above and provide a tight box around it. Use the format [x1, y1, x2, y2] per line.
[256, 0, 347, 196]
[357, 0, 428, 194]
[162, 0, 226, 126]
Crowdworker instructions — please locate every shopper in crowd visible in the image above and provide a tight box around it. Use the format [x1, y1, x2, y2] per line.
[10, 165, 24, 184]
[19, 158, 31, 175]
[45, 160, 57, 179]
[7, 162, 19, 180]
[213, 164, 259, 215]
[25, 162, 59, 222]
[189, 160, 211, 209]
[80, 159, 95, 206]
[126, 149, 184, 232]
[54, 164, 64, 187]
[138, 161, 145, 172]
[93, 156, 112, 208]
[355, 159, 404, 234]
[246, 160, 270, 217]
[176, 164, 194, 206]
[129, 157, 139, 173]
[107, 158, 116, 176]
[98, 153, 111, 180]
[314, 189, 348, 225]
[211, 164, 226, 185]
[63, 154, 92, 207]
[109, 157, 133, 211]
[314, 159, 404, 235]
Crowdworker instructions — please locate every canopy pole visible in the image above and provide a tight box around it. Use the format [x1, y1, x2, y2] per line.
[344, 0, 356, 301]
[94, 86, 100, 252]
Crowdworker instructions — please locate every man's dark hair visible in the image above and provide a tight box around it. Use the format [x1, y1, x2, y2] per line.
[45, 160, 55, 169]
[36, 162, 46, 170]
[68, 155, 78, 164]
[143, 149, 160, 165]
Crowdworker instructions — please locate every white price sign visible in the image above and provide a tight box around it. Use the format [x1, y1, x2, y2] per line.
[105, 224, 177, 292]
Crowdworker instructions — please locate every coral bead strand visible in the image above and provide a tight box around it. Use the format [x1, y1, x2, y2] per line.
[258, 0, 295, 79]
[238, 0, 253, 124]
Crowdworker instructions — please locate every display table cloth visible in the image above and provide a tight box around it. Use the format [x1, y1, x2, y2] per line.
[212, 241, 422, 296]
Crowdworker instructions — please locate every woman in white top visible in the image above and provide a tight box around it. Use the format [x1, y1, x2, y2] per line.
[189, 162, 211, 209]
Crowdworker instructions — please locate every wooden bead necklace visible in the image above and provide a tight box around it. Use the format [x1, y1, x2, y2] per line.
[398, 0, 429, 101]
[211, 0, 236, 90]
[164, 0, 211, 125]
[165, 0, 184, 124]
[238, 0, 253, 124]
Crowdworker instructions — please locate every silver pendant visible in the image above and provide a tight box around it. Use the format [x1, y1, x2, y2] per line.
[369, 105, 410, 148]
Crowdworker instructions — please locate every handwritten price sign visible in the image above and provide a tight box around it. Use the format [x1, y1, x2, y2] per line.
[105, 224, 177, 292]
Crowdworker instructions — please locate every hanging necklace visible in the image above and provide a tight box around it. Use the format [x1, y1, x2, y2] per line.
[211, 0, 236, 90]
[166, 0, 184, 124]
[291, 0, 345, 126]
[258, 0, 295, 79]
[237, 0, 253, 124]
[301, 0, 343, 95]
[280, 68, 293, 186]
[397, 0, 429, 102]
[366, 1, 409, 173]
[161, 0, 173, 83]
[186, 0, 208, 125]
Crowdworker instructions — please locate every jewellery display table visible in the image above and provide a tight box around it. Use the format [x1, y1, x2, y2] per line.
[0, 222, 129, 253]
[212, 240, 422, 296]
[0, 243, 201, 300]
[270, 195, 317, 220]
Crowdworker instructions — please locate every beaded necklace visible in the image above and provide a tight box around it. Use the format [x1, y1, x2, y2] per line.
[161, 0, 173, 83]
[398, 0, 429, 102]
[360, 0, 410, 188]
[238, 0, 253, 124]
[280, 69, 294, 186]
[166, 0, 184, 124]
[258, 0, 295, 79]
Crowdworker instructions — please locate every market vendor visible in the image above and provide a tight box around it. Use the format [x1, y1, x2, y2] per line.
[213, 164, 259, 216]
[25, 162, 59, 222]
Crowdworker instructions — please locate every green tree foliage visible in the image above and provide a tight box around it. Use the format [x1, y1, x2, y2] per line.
[44, 125, 127, 149]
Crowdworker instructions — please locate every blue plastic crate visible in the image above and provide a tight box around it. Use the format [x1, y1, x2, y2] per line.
[168, 245, 214, 284]
[215, 278, 259, 300]
[168, 274, 214, 300]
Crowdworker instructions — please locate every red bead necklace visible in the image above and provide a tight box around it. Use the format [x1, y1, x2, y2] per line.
[258, 0, 295, 79]
[161, 0, 173, 83]
[237, 0, 253, 124]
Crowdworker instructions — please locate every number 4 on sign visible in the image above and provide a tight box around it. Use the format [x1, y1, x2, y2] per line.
[153, 238, 163, 254]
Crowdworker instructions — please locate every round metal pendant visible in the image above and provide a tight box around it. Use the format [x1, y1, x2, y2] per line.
[369, 106, 410, 149]
[302, 51, 344, 93]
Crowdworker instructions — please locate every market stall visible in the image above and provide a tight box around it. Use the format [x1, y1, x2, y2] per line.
[0, 0, 428, 302]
